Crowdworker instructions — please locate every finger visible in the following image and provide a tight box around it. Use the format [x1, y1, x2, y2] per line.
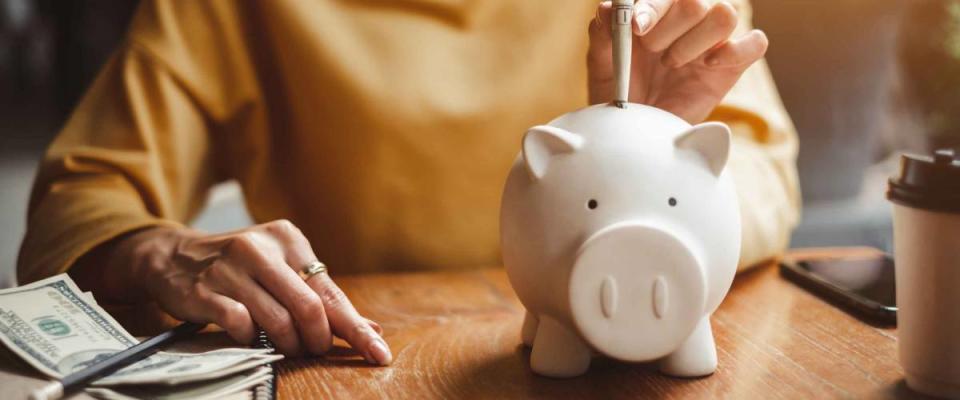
[308, 274, 392, 366]
[256, 220, 336, 355]
[639, 0, 710, 53]
[588, 1, 614, 65]
[258, 219, 389, 364]
[153, 284, 254, 345]
[213, 233, 302, 355]
[252, 263, 334, 355]
[633, 0, 677, 35]
[704, 29, 768, 68]
[261, 220, 317, 275]
[587, 1, 622, 103]
[195, 288, 256, 345]
[662, 1, 738, 68]
[228, 273, 303, 356]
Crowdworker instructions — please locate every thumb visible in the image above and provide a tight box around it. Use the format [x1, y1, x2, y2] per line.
[587, 1, 614, 66]
[587, 1, 616, 104]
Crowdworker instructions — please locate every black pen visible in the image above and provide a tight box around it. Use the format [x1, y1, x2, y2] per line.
[29, 322, 206, 400]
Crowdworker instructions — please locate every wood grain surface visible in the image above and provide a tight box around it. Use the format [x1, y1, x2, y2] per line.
[276, 248, 927, 399]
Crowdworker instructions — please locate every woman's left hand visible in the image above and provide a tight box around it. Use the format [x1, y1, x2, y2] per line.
[587, 0, 768, 124]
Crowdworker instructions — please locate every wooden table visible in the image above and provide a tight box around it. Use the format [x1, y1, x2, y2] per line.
[277, 248, 922, 399]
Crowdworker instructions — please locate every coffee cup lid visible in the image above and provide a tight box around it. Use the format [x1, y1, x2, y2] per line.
[887, 149, 960, 213]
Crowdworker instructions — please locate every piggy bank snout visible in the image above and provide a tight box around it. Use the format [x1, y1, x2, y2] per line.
[569, 222, 707, 362]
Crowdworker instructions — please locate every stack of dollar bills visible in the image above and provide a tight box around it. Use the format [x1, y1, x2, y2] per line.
[0, 274, 282, 400]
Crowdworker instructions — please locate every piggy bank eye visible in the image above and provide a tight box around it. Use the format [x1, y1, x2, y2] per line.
[587, 199, 598, 210]
[668, 197, 678, 207]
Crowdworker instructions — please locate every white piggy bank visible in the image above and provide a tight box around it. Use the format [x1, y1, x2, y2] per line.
[500, 104, 741, 378]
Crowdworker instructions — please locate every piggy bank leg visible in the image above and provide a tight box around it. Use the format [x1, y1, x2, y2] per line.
[529, 315, 591, 378]
[521, 310, 538, 347]
[659, 316, 718, 377]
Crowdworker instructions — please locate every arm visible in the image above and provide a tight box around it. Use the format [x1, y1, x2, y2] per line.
[18, 1, 392, 362]
[18, 42, 213, 291]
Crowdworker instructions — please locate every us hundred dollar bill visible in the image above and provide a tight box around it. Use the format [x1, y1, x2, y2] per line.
[0, 274, 139, 378]
[87, 366, 272, 400]
[0, 274, 279, 386]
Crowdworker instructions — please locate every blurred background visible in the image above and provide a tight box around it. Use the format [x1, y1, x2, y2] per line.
[1, 0, 958, 287]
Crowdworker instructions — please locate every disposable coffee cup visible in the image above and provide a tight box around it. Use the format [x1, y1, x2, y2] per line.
[887, 149, 960, 398]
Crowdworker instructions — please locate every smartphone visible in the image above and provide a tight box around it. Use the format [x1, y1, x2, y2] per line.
[779, 253, 897, 325]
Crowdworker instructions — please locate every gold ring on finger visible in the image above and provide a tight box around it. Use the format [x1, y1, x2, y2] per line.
[299, 260, 328, 281]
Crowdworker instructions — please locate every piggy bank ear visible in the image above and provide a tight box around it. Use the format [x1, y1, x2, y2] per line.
[522, 125, 583, 180]
[674, 122, 731, 177]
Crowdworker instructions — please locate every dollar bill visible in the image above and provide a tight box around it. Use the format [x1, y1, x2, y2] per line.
[96, 350, 280, 386]
[86, 366, 272, 400]
[0, 274, 281, 387]
[0, 274, 138, 378]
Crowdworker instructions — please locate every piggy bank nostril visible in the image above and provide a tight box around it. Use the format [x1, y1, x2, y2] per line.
[601, 276, 617, 319]
[653, 276, 668, 319]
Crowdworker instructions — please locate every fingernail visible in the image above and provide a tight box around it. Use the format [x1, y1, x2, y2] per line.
[368, 338, 393, 366]
[635, 11, 652, 34]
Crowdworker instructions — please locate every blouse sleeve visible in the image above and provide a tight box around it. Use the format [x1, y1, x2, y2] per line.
[17, 43, 219, 283]
[710, 0, 802, 269]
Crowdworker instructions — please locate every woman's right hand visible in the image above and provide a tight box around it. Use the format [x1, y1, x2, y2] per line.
[588, 0, 769, 124]
[72, 220, 392, 364]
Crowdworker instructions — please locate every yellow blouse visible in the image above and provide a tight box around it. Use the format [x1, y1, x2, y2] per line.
[18, 0, 800, 282]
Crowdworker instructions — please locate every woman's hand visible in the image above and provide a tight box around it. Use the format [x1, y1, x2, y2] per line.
[73, 220, 391, 364]
[588, 0, 769, 123]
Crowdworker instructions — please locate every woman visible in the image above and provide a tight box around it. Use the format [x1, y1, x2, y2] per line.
[18, 0, 799, 366]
